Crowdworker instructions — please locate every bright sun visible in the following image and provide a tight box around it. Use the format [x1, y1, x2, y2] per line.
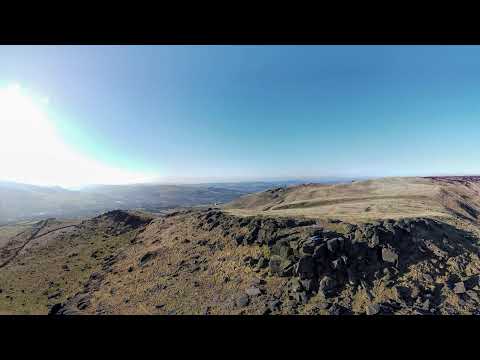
[0, 84, 152, 188]
[0, 84, 57, 154]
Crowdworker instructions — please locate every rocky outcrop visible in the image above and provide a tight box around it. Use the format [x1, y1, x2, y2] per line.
[197, 209, 480, 314]
[48, 271, 105, 315]
[83, 210, 153, 236]
[47, 207, 480, 315]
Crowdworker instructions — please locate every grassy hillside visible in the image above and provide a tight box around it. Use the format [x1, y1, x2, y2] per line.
[224, 177, 480, 223]
[0, 211, 153, 314]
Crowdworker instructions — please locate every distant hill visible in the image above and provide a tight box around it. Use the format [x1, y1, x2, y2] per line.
[0, 178, 364, 224]
[0, 181, 242, 223]
[0, 182, 108, 223]
[0, 180, 310, 223]
[224, 176, 480, 223]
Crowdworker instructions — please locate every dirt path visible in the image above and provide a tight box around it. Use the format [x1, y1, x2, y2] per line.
[0, 222, 82, 270]
[0, 220, 81, 270]
[0, 220, 50, 269]
[33, 224, 79, 241]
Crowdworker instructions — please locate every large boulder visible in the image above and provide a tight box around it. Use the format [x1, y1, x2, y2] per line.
[294, 256, 316, 279]
[300, 278, 318, 293]
[327, 238, 344, 254]
[271, 239, 293, 259]
[464, 275, 480, 290]
[313, 243, 328, 260]
[269, 256, 294, 277]
[243, 225, 260, 244]
[300, 235, 323, 256]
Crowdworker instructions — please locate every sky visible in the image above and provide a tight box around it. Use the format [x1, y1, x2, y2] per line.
[1, 45, 480, 188]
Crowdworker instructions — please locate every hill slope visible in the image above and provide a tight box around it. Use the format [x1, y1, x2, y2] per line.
[224, 177, 480, 223]
[3, 176, 480, 315]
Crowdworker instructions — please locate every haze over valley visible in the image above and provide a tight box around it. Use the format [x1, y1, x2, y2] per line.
[0, 178, 363, 224]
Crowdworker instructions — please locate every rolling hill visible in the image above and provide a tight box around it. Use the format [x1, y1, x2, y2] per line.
[224, 176, 480, 223]
[0, 181, 298, 224]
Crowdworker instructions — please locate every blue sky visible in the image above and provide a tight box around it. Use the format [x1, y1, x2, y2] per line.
[1, 45, 480, 186]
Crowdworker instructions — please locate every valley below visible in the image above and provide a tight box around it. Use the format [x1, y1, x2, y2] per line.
[2, 176, 480, 315]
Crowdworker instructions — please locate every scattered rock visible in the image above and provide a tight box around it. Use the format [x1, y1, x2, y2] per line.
[328, 304, 349, 315]
[48, 303, 64, 315]
[234, 235, 245, 245]
[245, 287, 262, 297]
[268, 299, 282, 312]
[251, 277, 264, 286]
[237, 295, 250, 307]
[381, 248, 399, 264]
[139, 251, 157, 266]
[366, 303, 380, 315]
[47, 291, 61, 300]
[256, 256, 269, 269]
[319, 276, 337, 296]
[466, 290, 480, 303]
[453, 282, 466, 294]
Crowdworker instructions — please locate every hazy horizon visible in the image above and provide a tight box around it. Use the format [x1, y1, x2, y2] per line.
[3, 173, 480, 191]
[3, 46, 480, 187]
[0, 175, 373, 190]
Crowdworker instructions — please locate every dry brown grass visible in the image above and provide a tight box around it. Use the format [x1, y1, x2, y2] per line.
[0, 219, 137, 314]
[84, 213, 285, 315]
[225, 177, 480, 223]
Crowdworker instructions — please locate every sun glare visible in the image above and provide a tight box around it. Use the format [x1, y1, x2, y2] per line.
[0, 84, 152, 188]
[0, 84, 56, 148]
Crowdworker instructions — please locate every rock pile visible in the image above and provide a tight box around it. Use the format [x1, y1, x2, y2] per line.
[84, 210, 153, 236]
[196, 210, 480, 314]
